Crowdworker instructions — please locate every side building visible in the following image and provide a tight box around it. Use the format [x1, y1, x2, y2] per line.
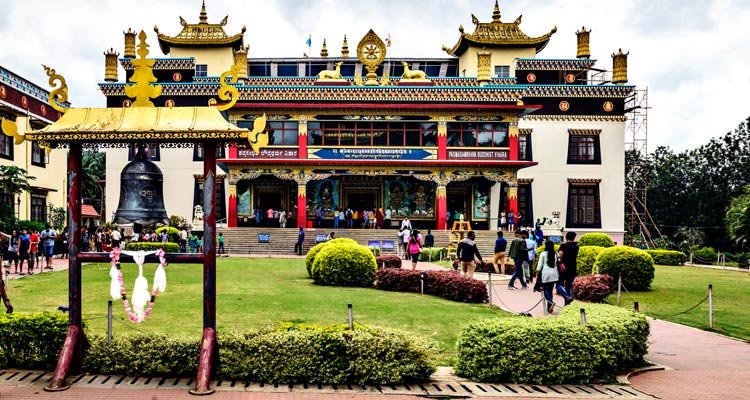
[0, 65, 69, 225]
[102, 2, 632, 243]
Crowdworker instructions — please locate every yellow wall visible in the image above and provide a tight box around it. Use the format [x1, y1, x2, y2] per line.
[1, 116, 68, 221]
[171, 47, 235, 76]
[457, 47, 536, 77]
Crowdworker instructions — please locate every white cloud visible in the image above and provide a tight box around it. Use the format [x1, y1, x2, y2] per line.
[1, 0, 747, 152]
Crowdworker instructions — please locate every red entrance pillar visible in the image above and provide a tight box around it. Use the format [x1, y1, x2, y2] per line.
[509, 123, 519, 161]
[297, 184, 307, 228]
[507, 185, 519, 216]
[228, 186, 237, 227]
[436, 185, 447, 230]
[298, 119, 308, 159]
[437, 120, 447, 160]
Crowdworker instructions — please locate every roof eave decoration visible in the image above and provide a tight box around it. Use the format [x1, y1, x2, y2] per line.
[442, 2, 556, 56]
[153, 1, 245, 55]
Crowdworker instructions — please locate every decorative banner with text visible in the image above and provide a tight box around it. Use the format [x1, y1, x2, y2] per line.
[309, 148, 436, 160]
[447, 149, 509, 160]
[238, 148, 299, 159]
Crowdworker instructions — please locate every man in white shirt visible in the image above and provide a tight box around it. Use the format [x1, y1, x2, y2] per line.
[111, 228, 122, 249]
[401, 217, 411, 231]
[179, 229, 188, 252]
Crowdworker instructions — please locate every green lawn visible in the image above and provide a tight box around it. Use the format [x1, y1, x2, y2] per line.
[5, 258, 506, 363]
[608, 265, 750, 340]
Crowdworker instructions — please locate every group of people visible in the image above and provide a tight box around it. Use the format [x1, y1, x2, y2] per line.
[315, 207, 390, 230]
[252, 208, 295, 228]
[2, 225, 59, 275]
[396, 222, 436, 270]
[80, 226, 121, 252]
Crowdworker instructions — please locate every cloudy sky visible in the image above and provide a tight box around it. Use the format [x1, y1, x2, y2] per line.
[1, 0, 747, 152]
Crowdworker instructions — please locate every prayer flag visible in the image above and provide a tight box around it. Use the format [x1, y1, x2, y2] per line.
[386, 33, 391, 47]
[306, 34, 312, 48]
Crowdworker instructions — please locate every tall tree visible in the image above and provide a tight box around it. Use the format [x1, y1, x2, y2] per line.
[726, 185, 750, 246]
[0, 166, 35, 231]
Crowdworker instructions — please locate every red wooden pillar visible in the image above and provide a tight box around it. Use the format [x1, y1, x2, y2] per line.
[509, 122, 519, 161]
[298, 118, 308, 159]
[46, 142, 84, 392]
[437, 120, 447, 160]
[227, 184, 237, 227]
[297, 183, 307, 229]
[507, 185, 519, 216]
[436, 185, 447, 230]
[192, 142, 218, 395]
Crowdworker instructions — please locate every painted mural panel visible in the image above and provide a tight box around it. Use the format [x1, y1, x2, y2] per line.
[307, 177, 339, 214]
[473, 184, 490, 220]
[384, 177, 435, 219]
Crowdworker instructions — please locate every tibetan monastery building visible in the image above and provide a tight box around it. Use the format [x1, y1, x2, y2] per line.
[102, 2, 633, 243]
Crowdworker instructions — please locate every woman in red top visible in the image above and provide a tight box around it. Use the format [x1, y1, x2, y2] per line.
[29, 229, 40, 273]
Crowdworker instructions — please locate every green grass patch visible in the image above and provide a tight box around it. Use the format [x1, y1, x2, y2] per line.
[5, 258, 505, 363]
[608, 265, 750, 340]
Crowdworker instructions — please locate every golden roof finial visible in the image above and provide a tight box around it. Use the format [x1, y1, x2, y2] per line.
[492, 0, 501, 23]
[42, 65, 69, 114]
[124, 31, 162, 107]
[341, 35, 349, 57]
[320, 38, 329, 58]
[199, 0, 208, 24]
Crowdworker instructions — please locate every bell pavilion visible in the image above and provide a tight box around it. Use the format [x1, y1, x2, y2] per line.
[102, 1, 633, 243]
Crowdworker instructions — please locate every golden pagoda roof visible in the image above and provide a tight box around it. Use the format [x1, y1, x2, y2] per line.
[154, 1, 245, 54]
[442, 0, 556, 56]
[25, 106, 249, 145]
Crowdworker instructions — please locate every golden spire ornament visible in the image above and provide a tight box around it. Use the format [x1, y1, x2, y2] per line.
[341, 35, 349, 57]
[124, 31, 162, 107]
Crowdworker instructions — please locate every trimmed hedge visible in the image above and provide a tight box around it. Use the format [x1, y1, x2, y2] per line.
[124, 242, 180, 253]
[0, 312, 68, 370]
[418, 247, 446, 261]
[691, 246, 717, 263]
[558, 304, 650, 371]
[375, 255, 402, 269]
[577, 246, 606, 275]
[572, 274, 615, 303]
[456, 303, 649, 384]
[219, 324, 437, 384]
[578, 233, 615, 247]
[595, 246, 655, 291]
[305, 238, 358, 278]
[646, 249, 687, 266]
[1, 314, 437, 385]
[375, 269, 488, 303]
[311, 242, 377, 287]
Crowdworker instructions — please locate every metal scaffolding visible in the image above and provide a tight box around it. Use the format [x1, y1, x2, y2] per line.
[624, 88, 663, 247]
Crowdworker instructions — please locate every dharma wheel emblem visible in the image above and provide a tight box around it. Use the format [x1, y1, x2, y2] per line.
[356, 29, 387, 86]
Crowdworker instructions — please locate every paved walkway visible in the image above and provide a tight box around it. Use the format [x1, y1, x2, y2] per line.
[2, 257, 750, 399]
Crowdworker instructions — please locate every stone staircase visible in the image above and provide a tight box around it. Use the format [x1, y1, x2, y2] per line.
[218, 227, 506, 257]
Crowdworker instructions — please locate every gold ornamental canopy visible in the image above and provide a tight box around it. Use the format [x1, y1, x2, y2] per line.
[153, 0, 245, 55]
[21, 31, 272, 152]
[442, 0, 557, 56]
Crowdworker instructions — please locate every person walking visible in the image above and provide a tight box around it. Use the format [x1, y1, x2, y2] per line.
[456, 231, 483, 278]
[507, 210, 515, 232]
[492, 230, 507, 274]
[295, 227, 305, 255]
[407, 230, 422, 270]
[424, 229, 435, 248]
[40, 225, 56, 270]
[400, 227, 411, 260]
[523, 230, 537, 283]
[536, 240, 572, 314]
[558, 231, 580, 294]
[279, 209, 287, 228]
[29, 229, 40, 273]
[333, 208, 340, 229]
[507, 230, 528, 289]
[110, 227, 121, 249]
[18, 229, 31, 275]
[179, 228, 188, 253]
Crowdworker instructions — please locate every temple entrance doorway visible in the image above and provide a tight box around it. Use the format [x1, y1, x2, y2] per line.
[345, 189, 379, 213]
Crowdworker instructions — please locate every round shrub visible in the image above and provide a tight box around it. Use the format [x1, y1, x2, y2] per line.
[312, 242, 377, 287]
[594, 246, 655, 291]
[646, 249, 687, 266]
[578, 233, 615, 247]
[576, 246, 605, 275]
[572, 274, 615, 302]
[305, 238, 357, 277]
[375, 255, 402, 269]
[155, 226, 180, 243]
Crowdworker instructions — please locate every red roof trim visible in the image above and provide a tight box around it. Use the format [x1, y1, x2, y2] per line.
[219, 158, 537, 168]
[232, 102, 542, 112]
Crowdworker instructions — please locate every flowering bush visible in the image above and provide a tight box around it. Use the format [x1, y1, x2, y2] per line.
[578, 233, 615, 248]
[572, 274, 615, 303]
[375, 269, 488, 303]
[375, 255, 402, 269]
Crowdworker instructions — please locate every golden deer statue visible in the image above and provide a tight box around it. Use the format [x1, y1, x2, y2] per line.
[317, 62, 344, 80]
[401, 62, 427, 80]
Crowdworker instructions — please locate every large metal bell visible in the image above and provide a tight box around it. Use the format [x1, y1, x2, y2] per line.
[113, 145, 169, 225]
